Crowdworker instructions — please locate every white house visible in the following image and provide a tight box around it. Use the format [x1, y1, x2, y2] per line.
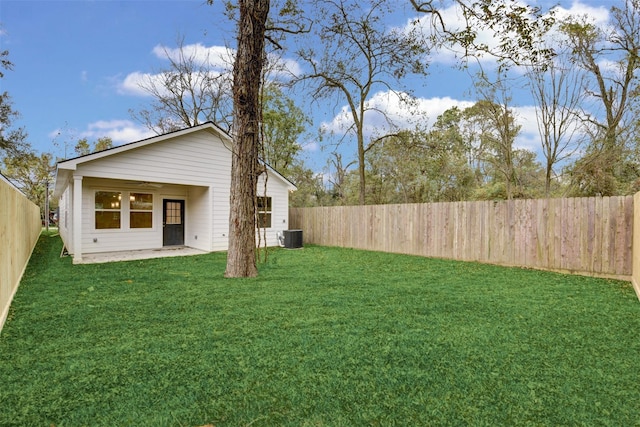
[53, 122, 296, 264]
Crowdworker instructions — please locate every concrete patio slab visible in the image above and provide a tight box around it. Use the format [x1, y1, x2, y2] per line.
[76, 246, 209, 264]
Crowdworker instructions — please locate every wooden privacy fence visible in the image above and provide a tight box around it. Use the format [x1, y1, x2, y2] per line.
[0, 175, 41, 333]
[290, 196, 634, 279]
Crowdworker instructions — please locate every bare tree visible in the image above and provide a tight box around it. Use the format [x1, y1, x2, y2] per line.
[526, 47, 585, 196]
[561, 0, 640, 194]
[325, 152, 354, 204]
[130, 37, 234, 134]
[296, 0, 429, 205]
[206, 0, 310, 277]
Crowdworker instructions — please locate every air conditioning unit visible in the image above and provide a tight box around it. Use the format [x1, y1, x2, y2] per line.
[283, 229, 303, 249]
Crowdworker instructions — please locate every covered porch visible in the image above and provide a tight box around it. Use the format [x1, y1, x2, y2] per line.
[56, 175, 213, 264]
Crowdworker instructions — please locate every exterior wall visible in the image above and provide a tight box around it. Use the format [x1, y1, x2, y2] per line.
[76, 129, 232, 187]
[66, 129, 227, 256]
[184, 186, 211, 251]
[56, 127, 294, 258]
[256, 171, 291, 247]
[78, 178, 215, 254]
[58, 185, 72, 253]
[211, 176, 232, 252]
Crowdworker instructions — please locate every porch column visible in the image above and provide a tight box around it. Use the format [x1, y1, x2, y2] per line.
[72, 174, 83, 263]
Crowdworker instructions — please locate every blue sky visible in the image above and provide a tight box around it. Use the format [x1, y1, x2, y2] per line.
[1, 0, 613, 173]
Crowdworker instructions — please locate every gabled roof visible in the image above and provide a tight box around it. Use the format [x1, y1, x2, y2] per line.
[54, 121, 296, 197]
[56, 121, 232, 170]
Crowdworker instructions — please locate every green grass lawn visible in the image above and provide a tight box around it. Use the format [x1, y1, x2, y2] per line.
[1, 231, 639, 426]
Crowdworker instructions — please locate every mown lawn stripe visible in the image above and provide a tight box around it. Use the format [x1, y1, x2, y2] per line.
[0, 232, 639, 426]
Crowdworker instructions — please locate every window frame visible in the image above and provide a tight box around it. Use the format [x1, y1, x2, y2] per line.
[257, 196, 272, 229]
[94, 190, 122, 230]
[129, 192, 154, 229]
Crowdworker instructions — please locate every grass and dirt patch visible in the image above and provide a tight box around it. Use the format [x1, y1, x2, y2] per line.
[1, 231, 639, 426]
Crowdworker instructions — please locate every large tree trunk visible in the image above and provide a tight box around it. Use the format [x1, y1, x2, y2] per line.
[225, 0, 270, 278]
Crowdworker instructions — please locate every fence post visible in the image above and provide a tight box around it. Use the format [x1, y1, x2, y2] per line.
[632, 192, 640, 300]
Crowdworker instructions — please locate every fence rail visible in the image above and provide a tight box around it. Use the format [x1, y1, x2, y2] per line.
[1, 176, 41, 333]
[290, 196, 634, 279]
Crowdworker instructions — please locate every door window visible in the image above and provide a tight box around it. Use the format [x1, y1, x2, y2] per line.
[165, 201, 183, 225]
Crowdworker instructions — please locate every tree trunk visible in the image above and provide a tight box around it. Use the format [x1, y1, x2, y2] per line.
[545, 163, 552, 197]
[225, 0, 270, 278]
[357, 135, 366, 205]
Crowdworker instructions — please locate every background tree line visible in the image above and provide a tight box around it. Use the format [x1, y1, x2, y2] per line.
[299, 0, 640, 206]
[2, 0, 639, 223]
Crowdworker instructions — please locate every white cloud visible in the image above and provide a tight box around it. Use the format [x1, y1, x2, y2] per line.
[512, 105, 541, 152]
[407, 1, 513, 66]
[552, 1, 609, 25]
[152, 43, 234, 70]
[118, 68, 229, 98]
[406, 0, 611, 67]
[151, 42, 301, 80]
[302, 139, 320, 152]
[539, 1, 610, 58]
[266, 53, 304, 79]
[317, 90, 561, 166]
[80, 120, 155, 145]
[117, 43, 233, 97]
[118, 71, 156, 96]
[412, 95, 475, 125]
[320, 91, 475, 138]
[119, 43, 301, 96]
[49, 120, 155, 158]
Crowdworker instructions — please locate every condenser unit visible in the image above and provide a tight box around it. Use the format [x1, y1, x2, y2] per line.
[283, 229, 303, 249]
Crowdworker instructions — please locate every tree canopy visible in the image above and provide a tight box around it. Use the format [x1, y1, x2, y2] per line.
[0, 50, 27, 157]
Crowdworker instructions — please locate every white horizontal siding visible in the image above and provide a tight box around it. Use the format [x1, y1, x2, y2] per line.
[79, 179, 218, 254]
[257, 171, 291, 247]
[75, 130, 229, 255]
[62, 127, 294, 257]
[77, 130, 232, 187]
[80, 179, 174, 253]
[58, 186, 72, 253]
[185, 186, 212, 251]
[211, 184, 231, 251]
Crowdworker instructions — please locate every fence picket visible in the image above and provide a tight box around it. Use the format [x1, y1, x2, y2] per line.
[291, 196, 635, 278]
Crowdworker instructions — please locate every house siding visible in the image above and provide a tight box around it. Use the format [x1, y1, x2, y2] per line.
[58, 186, 72, 252]
[256, 172, 291, 247]
[72, 129, 228, 255]
[55, 124, 295, 259]
[185, 186, 212, 251]
[79, 179, 219, 254]
[76, 130, 232, 186]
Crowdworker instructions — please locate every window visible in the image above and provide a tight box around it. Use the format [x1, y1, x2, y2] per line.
[130, 193, 153, 228]
[257, 196, 272, 228]
[165, 201, 183, 225]
[95, 191, 121, 229]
